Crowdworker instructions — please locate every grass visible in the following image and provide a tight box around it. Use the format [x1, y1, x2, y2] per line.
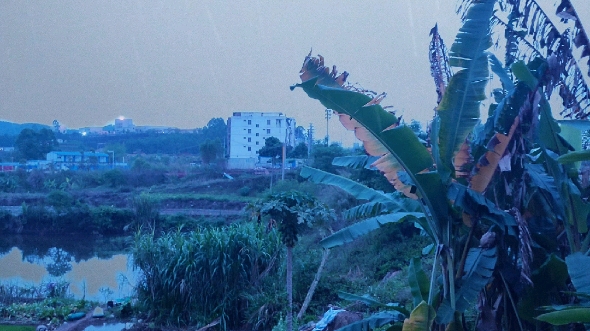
[0, 326, 36, 331]
[146, 192, 257, 203]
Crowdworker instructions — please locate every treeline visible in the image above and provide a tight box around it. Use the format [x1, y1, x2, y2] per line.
[59, 118, 227, 155]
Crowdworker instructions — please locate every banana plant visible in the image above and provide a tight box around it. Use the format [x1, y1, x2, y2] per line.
[292, 0, 508, 328]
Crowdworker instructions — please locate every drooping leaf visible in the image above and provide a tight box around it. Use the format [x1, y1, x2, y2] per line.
[436, 247, 497, 324]
[525, 163, 565, 220]
[408, 258, 430, 308]
[495, 0, 590, 119]
[319, 212, 424, 249]
[565, 252, 590, 295]
[402, 301, 435, 331]
[300, 166, 401, 209]
[535, 307, 590, 325]
[429, 24, 453, 104]
[470, 115, 519, 193]
[338, 291, 385, 307]
[488, 52, 515, 91]
[449, 183, 517, 235]
[332, 155, 380, 169]
[557, 150, 590, 164]
[437, 0, 495, 172]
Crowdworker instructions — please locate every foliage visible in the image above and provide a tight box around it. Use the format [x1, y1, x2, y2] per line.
[258, 136, 285, 158]
[288, 142, 308, 159]
[14, 128, 58, 161]
[291, 0, 590, 329]
[199, 139, 221, 164]
[310, 143, 347, 174]
[132, 223, 282, 329]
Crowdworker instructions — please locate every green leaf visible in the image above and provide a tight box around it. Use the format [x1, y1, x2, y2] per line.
[557, 150, 590, 164]
[436, 247, 497, 324]
[511, 61, 538, 89]
[488, 52, 514, 91]
[338, 291, 385, 307]
[320, 212, 424, 249]
[402, 301, 436, 331]
[335, 311, 405, 331]
[437, 0, 494, 171]
[566, 252, 590, 295]
[300, 166, 401, 208]
[448, 183, 517, 235]
[535, 307, 590, 325]
[332, 155, 379, 169]
[408, 258, 430, 308]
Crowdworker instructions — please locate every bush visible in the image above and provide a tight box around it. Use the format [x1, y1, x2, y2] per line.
[91, 206, 134, 235]
[239, 185, 251, 196]
[102, 169, 127, 188]
[132, 223, 283, 329]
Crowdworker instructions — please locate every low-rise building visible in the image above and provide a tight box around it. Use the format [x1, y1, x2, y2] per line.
[46, 151, 110, 170]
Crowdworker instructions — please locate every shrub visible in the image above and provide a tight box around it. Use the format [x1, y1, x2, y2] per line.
[102, 169, 127, 188]
[91, 206, 134, 235]
[239, 185, 251, 196]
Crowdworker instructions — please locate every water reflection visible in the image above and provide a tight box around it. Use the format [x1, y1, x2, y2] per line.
[0, 235, 135, 301]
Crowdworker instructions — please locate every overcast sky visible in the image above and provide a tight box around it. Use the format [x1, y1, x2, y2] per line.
[0, 1, 588, 145]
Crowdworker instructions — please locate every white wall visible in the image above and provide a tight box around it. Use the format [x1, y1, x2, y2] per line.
[227, 112, 296, 159]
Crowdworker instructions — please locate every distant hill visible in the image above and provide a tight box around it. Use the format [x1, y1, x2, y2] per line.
[0, 121, 51, 136]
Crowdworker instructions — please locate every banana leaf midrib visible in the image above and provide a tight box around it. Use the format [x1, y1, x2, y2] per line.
[439, 0, 494, 170]
[298, 82, 445, 240]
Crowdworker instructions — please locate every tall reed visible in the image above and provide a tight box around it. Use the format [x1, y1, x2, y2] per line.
[132, 223, 282, 329]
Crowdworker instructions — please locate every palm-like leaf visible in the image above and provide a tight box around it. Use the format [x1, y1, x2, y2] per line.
[429, 24, 453, 105]
[491, 0, 590, 119]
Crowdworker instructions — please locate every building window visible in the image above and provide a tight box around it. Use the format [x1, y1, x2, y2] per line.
[276, 119, 281, 127]
[266, 129, 271, 134]
[248, 147, 251, 151]
[256, 141, 259, 145]
[256, 133, 259, 136]
[248, 137, 251, 142]
[248, 129, 251, 134]
[267, 120, 271, 125]
[256, 124, 259, 127]
[248, 120, 252, 125]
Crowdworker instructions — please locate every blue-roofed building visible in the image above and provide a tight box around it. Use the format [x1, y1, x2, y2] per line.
[46, 151, 110, 170]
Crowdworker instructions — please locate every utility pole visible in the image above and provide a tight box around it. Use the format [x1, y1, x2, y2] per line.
[307, 123, 314, 157]
[282, 118, 293, 181]
[325, 109, 332, 145]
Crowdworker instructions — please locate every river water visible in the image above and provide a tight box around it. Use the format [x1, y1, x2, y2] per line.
[0, 235, 136, 301]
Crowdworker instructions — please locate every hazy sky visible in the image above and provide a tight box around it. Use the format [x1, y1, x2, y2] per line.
[0, 1, 588, 145]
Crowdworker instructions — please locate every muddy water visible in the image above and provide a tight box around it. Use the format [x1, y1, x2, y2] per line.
[0, 235, 135, 301]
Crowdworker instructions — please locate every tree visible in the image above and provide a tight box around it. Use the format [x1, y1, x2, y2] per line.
[15, 128, 58, 160]
[199, 139, 220, 164]
[288, 142, 308, 158]
[258, 137, 293, 163]
[310, 143, 346, 174]
[255, 191, 333, 331]
[201, 118, 227, 141]
[292, 0, 590, 328]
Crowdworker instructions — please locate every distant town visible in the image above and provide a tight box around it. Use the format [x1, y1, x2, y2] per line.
[0, 111, 348, 173]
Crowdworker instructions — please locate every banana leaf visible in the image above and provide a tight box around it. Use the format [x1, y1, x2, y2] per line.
[335, 311, 405, 331]
[320, 212, 424, 249]
[566, 252, 590, 295]
[535, 307, 590, 325]
[408, 258, 430, 308]
[557, 150, 590, 164]
[436, 247, 497, 324]
[332, 155, 380, 169]
[437, 0, 494, 173]
[402, 301, 436, 331]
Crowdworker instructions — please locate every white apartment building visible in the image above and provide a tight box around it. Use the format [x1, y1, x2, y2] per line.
[227, 112, 296, 169]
